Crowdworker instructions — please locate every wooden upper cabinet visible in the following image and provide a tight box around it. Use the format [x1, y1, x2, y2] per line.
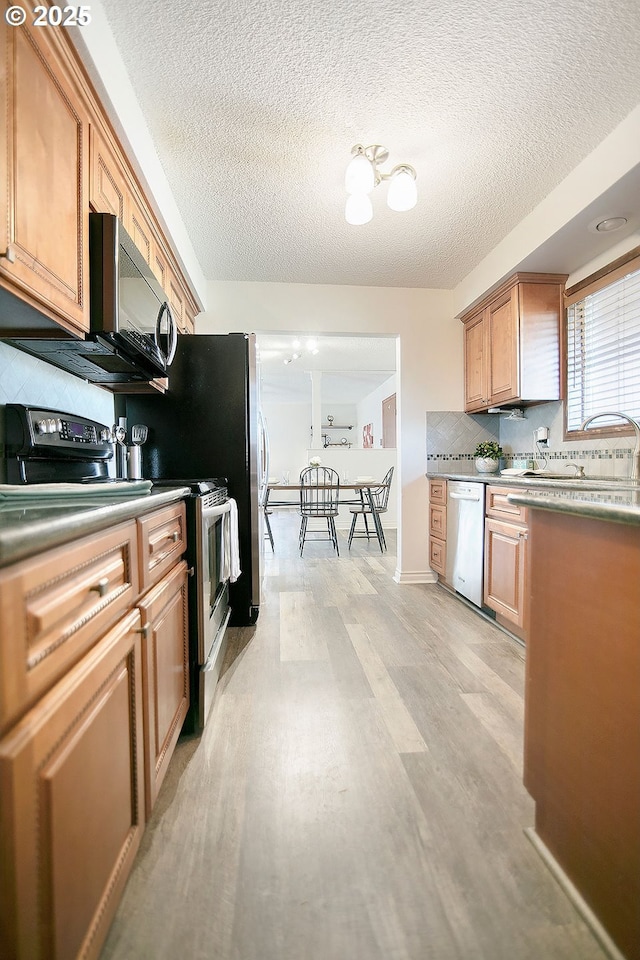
[89, 124, 127, 220]
[0, 13, 89, 334]
[463, 310, 486, 411]
[126, 198, 153, 267]
[1, 11, 201, 344]
[461, 273, 567, 412]
[486, 287, 519, 406]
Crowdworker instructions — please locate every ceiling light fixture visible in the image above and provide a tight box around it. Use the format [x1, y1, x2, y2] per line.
[587, 216, 629, 235]
[345, 144, 417, 225]
[595, 217, 628, 233]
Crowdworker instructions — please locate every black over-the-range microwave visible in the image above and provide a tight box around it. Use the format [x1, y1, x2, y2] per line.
[1, 213, 178, 384]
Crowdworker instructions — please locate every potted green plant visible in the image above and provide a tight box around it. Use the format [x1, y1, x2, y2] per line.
[473, 440, 503, 474]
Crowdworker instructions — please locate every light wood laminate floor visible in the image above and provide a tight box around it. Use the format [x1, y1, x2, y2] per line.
[100, 513, 607, 960]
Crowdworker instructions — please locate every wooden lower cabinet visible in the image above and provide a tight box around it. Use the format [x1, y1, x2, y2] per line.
[484, 485, 529, 635]
[524, 510, 640, 960]
[0, 501, 188, 959]
[428, 479, 447, 578]
[0, 609, 145, 960]
[484, 517, 528, 629]
[138, 560, 189, 818]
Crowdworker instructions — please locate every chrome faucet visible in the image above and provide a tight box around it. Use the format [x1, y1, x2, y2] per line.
[580, 412, 640, 481]
[563, 462, 585, 478]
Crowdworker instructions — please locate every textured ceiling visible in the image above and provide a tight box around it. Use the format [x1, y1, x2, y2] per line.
[90, 0, 640, 288]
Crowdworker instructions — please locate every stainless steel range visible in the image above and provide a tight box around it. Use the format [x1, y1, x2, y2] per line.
[4, 405, 233, 735]
[152, 478, 233, 733]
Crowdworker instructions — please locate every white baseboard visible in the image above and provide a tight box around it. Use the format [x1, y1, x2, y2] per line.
[393, 569, 437, 584]
[524, 828, 627, 960]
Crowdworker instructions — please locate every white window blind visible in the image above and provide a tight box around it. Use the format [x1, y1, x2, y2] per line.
[566, 264, 640, 432]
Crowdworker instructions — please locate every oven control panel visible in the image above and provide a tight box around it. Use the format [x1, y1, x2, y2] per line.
[5, 405, 113, 458]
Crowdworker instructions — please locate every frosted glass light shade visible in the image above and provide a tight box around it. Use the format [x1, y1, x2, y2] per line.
[345, 154, 375, 195]
[387, 168, 417, 212]
[345, 193, 373, 225]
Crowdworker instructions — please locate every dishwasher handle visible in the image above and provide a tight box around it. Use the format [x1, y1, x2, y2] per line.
[449, 490, 483, 501]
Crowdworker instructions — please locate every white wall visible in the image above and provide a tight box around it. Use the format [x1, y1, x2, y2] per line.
[357, 374, 397, 449]
[262, 400, 311, 482]
[198, 282, 459, 583]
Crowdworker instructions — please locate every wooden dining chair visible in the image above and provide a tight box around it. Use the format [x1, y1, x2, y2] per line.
[347, 467, 394, 552]
[298, 466, 341, 556]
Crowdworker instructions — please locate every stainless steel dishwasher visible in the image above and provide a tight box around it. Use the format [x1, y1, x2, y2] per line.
[445, 481, 486, 606]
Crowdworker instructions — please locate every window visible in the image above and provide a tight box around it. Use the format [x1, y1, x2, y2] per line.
[565, 248, 640, 436]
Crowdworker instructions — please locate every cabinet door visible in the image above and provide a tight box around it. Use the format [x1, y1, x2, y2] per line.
[484, 517, 527, 627]
[166, 266, 186, 331]
[89, 125, 127, 220]
[463, 310, 486, 410]
[0, 609, 145, 960]
[487, 288, 519, 406]
[138, 561, 189, 818]
[1, 14, 89, 333]
[126, 197, 153, 266]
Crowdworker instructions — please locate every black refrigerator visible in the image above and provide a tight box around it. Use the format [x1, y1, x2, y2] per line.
[116, 332, 263, 626]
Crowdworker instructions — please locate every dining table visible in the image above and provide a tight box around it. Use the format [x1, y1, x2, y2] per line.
[264, 479, 389, 549]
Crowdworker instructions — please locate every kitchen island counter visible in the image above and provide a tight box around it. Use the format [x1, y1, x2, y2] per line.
[508, 485, 640, 526]
[520, 485, 640, 960]
[0, 485, 190, 567]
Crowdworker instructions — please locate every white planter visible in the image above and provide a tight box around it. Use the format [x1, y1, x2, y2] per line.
[475, 457, 500, 474]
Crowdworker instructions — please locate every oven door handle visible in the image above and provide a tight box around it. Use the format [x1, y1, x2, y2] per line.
[202, 500, 232, 519]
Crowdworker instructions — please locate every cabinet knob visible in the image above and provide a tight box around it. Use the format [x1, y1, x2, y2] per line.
[89, 577, 109, 597]
[1, 246, 16, 264]
[170, 530, 179, 542]
[135, 624, 150, 639]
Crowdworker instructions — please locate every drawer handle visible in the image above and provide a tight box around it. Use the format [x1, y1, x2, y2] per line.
[1, 246, 16, 264]
[89, 577, 110, 597]
[148, 530, 180, 553]
[135, 624, 150, 639]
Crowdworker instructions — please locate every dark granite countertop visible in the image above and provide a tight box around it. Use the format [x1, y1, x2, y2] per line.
[507, 487, 640, 526]
[426, 471, 640, 526]
[0, 486, 190, 567]
[426, 470, 640, 491]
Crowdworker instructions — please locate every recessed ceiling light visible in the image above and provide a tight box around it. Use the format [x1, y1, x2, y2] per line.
[588, 216, 628, 234]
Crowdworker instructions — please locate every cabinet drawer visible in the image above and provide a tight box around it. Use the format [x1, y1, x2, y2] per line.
[137, 502, 186, 592]
[485, 485, 528, 524]
[429, 479, 447, 505]
[429, 537, 446, 576]
[0, 522, 139, 735]
[429, 503, 447, 540]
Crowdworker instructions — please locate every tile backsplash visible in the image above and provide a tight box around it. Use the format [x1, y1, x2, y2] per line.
[427, 402, 637, 479]
[0, 342, 115, 481]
